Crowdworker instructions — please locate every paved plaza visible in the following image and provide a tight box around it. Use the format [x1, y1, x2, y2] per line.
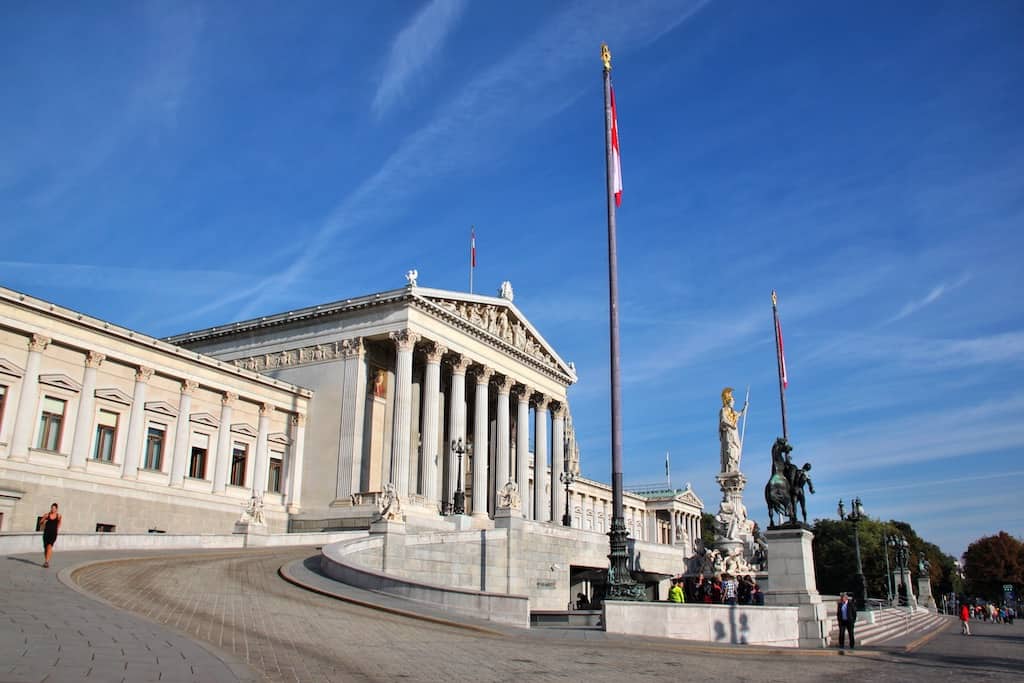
[1, 547, 1021, 682]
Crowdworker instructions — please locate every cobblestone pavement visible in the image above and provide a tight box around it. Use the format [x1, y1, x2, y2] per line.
[0, 551, 252, 683]
[66, 547, 1023, 683]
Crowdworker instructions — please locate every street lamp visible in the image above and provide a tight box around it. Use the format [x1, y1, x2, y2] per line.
[882, 528, 893, 604]
[451, 438, 466, 515]
[560, 470, 576, 527]
[838, 497, 868, 611]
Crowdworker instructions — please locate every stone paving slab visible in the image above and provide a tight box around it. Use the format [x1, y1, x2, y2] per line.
[0, 550, 257, 683]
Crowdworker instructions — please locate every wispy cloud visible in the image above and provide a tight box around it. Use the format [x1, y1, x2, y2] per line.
[372, 0, 467, 118]
[226, 0, 713, 320]
[886, 273, 971, 323]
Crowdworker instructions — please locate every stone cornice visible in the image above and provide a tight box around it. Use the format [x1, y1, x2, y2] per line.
[0, 286, 311, 398]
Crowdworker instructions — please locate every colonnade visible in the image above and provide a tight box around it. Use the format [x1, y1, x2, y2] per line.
[379, 329, 568, 521]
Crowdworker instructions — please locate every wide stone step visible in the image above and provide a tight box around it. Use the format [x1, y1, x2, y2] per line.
[828, 608, 952, 646]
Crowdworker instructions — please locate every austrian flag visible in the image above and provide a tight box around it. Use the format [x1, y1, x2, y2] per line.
[611, 85, 622, 207]
[776, 316, 788, 389]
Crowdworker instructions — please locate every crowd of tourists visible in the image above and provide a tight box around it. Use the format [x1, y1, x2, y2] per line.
[668, 573, 764, 605]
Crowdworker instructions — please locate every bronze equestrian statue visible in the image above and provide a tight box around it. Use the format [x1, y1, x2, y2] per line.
[764, 437, 815, 527]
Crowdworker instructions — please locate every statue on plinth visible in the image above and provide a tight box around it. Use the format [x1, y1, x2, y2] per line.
[719, 387, 747, 473]
[240, 493, 266, 526]
[764, 437, 815, 527]
[497, 481, 521, 510]
[376, 482, 403, 522]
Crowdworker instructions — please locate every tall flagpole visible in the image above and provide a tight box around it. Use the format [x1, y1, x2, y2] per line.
[469, 226, 475, 294]
[602, 43, 642, 601]
[771, 290, 789, 441]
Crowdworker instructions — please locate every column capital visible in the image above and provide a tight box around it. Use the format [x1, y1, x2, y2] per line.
[84, 351, 106, 368]
[28, 333, 51, 352]
[449, 354, 472, 375]
[136, 366, 155, 383]
[222, 391, 239, 406]
[551, 403, 566, 418]
[181, 379, 199, 395]
[340, 337, 364, 358]
[389, 329, 421, 352]
[515, 384, 533, 402]
[534, 395, 552, 411]
[424, 341, 448, 364]
[291, 413, 306, 427]
[496, 376, 515, 394]
[474, 365, 494, 385]
[260, 402, 275, 417]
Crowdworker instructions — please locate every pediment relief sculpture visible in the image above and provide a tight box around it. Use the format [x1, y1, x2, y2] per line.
[429, 298, 558, 369]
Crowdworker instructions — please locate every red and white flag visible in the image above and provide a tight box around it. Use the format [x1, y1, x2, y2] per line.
[611, 86, 623, 207]
[776, 316, 788, 389]
[470, 227, 477, 268]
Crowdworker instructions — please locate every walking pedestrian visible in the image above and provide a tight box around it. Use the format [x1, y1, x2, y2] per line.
[836, 593, 857, 649]
[960, 602, 971, 635]
[41, 502, 61, 568]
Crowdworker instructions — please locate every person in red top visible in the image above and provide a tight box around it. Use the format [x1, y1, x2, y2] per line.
[960, 603, 971, 636]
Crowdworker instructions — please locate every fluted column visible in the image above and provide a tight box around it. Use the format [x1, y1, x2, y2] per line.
[494, 376, 514, 501]
[421, 342, 446, 507]
[287, 414, 306, 513]
[515, 386, 531, 518]
[121, 366, 154, 479]
[389, 329, 420, 498]
[8, 334, 51, 460]
[335, 338, 367, 501]
[534, 396, 550, 522]
[253, 402, 273, 493]
[212, 392, 237, 493]
[68, 351, 105, 470]
[446, 355, 470, 506]
[471, 366, 493, 518]
[169, 380, 199, 486]
[551, 403, 565, 522]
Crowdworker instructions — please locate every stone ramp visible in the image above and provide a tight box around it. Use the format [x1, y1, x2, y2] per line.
[829, 607, 953, 647]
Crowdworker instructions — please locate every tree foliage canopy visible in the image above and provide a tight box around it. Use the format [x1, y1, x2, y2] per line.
[963, 531, 1024, 602]
[810, 517, 956, 599]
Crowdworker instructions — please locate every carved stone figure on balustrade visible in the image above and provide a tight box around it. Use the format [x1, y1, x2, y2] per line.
[376, 482, 402, 521]
[497, 481, 521, 510]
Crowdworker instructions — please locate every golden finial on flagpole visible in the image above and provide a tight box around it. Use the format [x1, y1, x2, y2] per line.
[771, 289, 778, 307]
[601, 43, 612, 71]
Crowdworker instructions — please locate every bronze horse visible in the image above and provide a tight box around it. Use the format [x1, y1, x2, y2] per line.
[765, 437, 794, 527]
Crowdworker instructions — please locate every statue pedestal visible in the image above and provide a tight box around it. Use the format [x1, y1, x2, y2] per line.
[369, 518, 406, 574]
[232, 520, 269, 547]
[893, 570, 919, 609]
[917, 577, 936, 612]
[764, 527, 830, 648]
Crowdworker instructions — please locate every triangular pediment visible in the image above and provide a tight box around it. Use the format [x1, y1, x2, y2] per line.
[677, 488, 704, 509]
[0, 358, 24, 378]
[95, 387, 133, 406]
[39, 373, 82, 393]
[231, 423, 258, 438]
[190, 412, 220, 428]
[415, 289, 577, 382]
[268, 432, 291, 445]
[144, 400, 178, 418]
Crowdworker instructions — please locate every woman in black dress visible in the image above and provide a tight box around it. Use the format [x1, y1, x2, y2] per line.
[42, 502, 61, 568]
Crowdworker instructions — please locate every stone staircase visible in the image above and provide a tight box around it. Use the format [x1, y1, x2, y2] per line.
[828, 607, 953, 646]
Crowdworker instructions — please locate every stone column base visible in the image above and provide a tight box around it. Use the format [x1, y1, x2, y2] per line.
[917, 577, 936, 612]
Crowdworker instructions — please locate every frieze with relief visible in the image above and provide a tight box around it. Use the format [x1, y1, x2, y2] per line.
[232, 339, 360, 372]
[429, 298, 558, 369]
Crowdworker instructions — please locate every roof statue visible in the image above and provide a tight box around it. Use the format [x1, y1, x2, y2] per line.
[405, 269, 419, 287]
[498, 280, 514, 301]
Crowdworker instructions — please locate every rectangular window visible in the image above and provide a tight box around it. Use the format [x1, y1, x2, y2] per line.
[268, 454, 283, 493]
[93, 410, 118, 462]
[143, 424, 165, 470]
[189, 433, 209, 479]
[96, 523, 116, 533]
[37, 396, 66, 451]
[230, 443, 248, 487]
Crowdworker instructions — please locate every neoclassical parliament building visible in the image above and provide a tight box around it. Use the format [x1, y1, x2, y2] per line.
[0, 279, 702, 547]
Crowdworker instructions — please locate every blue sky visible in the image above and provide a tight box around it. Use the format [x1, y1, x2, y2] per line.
[2, 1, 1022, 560]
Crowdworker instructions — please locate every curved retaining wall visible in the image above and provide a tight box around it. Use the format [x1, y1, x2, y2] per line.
[603, 601, 801, 647]
[0, 530, 363, 555]
[320, 535, 529, 628]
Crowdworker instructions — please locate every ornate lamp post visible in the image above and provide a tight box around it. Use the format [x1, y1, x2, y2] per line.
[882, 528, 894, 605]
[451, 438, 466, 515]
[560, 470, 576, 527]
[838, 497, 868, 610]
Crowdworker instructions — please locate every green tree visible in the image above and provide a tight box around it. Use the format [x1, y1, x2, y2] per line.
[700, 512, 717, 548]
[963, 531, 1024, 602]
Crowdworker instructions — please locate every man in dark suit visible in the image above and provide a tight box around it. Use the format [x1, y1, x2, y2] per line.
[836, 593, 857, 649]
